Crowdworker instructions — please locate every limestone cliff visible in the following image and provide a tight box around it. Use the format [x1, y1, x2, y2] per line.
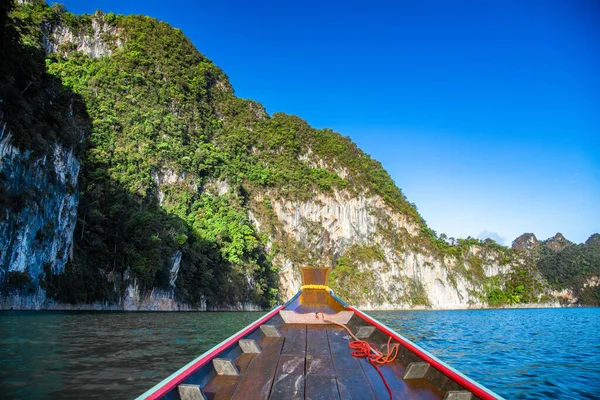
[544, 233, 573, 253]
[0, 10, 116, 283]
[512, 233, 540, 256]
[1, 2, 556, 310]
[0, 127, 80, 282]
[251, 185, 539, 309]
[0, 1, 88, 302]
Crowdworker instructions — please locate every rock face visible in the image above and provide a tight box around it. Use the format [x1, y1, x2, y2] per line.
[256, 189, 519, 309]
[120, 281, 261, 312]
[553, 276, 600, 305]
[0, 284, 262, 311]
[0, 128, 80, 285]
[545, 233, 573, 253]
[42, 12, 123, 58]
[512, 233, 539, 255]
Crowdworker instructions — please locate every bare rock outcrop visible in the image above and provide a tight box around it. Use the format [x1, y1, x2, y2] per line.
[512, 233, 539, 255]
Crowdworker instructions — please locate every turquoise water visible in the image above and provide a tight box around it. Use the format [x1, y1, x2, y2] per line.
[0, 308, 598, 399]
[370, 308, 600, 399]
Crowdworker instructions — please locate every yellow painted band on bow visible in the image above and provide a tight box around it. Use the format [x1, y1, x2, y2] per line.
[301, 284, 332, 292]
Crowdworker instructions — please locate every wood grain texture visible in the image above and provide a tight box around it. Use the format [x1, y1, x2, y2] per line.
[305, 375, 340, 400]
[306, 325, 330, 356]
[269, 355, 305, 400]
[281, 325, 307, 356]
[228, 337, 284, 400]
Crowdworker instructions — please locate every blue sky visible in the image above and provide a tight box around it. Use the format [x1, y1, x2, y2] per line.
[56, 0, 599, 245]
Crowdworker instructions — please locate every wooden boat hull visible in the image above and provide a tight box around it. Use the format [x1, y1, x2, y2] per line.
[137, 269, 502, 400]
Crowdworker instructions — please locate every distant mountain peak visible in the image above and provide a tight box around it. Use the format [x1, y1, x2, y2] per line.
[545, 232, 572, 252]
[585, 233, 600, 248]
[552, 232, 566, 241]
[512, 233, 539, 255]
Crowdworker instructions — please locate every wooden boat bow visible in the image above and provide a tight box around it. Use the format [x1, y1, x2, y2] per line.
[137, 267, 503, 400]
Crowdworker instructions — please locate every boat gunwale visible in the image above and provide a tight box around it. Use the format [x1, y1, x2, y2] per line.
[138, 288, 502, 400]
[348, 306, 504, 400]
[136, 304, 284, 400]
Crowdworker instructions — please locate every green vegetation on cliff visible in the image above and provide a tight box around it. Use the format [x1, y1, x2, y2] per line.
[329, 245, 385, 304]
[536, 234, 600, 305]
[4, 1, 575, 308]
[4, 1, 423, 307]
[0, 1, 87, 157]
[485, 263, 546, 306]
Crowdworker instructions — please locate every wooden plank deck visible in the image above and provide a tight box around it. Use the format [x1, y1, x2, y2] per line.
[201, 323, 443, 400]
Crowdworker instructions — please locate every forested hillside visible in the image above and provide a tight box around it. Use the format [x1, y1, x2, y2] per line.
[513, 233, 600, 305]
[0, 1, 576, 310]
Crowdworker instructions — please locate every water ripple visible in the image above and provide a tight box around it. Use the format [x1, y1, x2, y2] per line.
[370, 308, 600, 399]
[0, 311, 263, 399]
[0, 308, 599, 399]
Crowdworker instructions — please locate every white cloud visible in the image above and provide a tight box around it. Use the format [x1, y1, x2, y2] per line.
[477, 231, 506, 245]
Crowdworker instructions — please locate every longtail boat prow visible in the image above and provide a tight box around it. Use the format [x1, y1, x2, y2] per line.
[138, 267, 502, 400]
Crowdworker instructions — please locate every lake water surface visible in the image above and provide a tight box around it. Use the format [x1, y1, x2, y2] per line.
[0, 308, 598, 399]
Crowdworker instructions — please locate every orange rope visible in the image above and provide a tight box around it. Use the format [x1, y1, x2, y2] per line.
[317, 312, 399, 399]
[350, 336, 399, 364]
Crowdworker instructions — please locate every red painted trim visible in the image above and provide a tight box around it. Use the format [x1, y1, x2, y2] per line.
[144, 305, 284, 400]
[349, 306, 499, 400]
